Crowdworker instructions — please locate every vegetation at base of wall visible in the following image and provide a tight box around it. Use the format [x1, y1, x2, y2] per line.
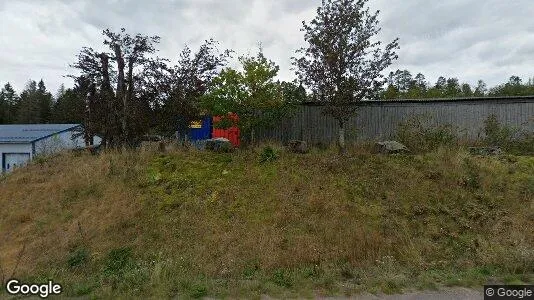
[0, 146, 532, 298]
[483, 114, 534, 155]
[396, 115, 459, 153]
[395, 114, 534, 155]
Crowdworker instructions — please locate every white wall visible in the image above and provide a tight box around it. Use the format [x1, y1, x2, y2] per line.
[34, 129, 88, 157]
[0, 143, 33, 173]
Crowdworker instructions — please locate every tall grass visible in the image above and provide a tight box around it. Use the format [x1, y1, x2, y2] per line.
[0, 146, 532, 298]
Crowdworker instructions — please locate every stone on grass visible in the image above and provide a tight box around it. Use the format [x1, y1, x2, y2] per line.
[205, 138, 233, 153]
[287, 140, 309, 154]
[375, 141, 410, 154]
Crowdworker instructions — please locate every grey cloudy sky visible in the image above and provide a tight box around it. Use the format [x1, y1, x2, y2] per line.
[1, 0, 534, 94]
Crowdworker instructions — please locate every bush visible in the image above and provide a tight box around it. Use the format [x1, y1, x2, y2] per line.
[68, 247, 89, 268]
[397, 115, 457, 153]
[483, 115, 534, 155]
[271, 269, 293, 288]
[259, 146, 279, 163]
[104, 247, 133, 277]
[484, 115, 515, 146]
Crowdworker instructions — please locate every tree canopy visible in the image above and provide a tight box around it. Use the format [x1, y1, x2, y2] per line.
[202, 51, 290, 144]
[294, 0, 399, 153]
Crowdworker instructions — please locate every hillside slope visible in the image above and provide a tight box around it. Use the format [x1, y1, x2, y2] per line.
[0, 147, 533, 298]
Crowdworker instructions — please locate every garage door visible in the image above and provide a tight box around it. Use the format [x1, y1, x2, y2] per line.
[2, 153, 31, 173]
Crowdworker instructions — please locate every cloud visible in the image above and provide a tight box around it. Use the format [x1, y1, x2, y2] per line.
[1, 0, 533, 94]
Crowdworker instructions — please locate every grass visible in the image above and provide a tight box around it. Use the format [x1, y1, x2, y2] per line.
[0, 145, 532, 298]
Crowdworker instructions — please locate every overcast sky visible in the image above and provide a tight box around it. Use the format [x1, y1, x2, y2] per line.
[1, 0, 534, 94]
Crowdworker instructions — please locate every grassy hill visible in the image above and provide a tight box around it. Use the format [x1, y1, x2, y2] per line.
[0, 145, 533, 298]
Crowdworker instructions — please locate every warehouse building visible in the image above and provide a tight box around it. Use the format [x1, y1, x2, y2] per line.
[0, 124, 87, 173]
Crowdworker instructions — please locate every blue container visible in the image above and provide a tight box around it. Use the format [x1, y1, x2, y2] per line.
[188, 116, 212, 141]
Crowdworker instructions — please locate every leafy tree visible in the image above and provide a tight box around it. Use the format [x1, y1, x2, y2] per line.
[158, 40, 231, 136]
[414, 73, 428, 90]
[294, 0, 399, 153]
[202, 51, 285, 145]
[444, 78, 461, 97]
[388, 70, 414, 93]
[489, 75, 534, 96]
[382, 84, 399, 100]
[474, 80, 487, 97]
[382, 70, 429, 99]
[460, 83, 473, 97]
[280, 81, 307, 104]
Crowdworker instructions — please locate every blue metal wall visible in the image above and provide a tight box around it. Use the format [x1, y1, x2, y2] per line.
[189, 116, 212, 141]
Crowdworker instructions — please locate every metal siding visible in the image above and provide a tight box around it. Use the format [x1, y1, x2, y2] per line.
[0, 143, 33, 173]
[256, 99, 534, 144]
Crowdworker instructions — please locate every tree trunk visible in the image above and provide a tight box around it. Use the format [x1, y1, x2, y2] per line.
[338, 121, 346, 155]
[125, 57, 135, 146]
[114, 44, 126, 146]
[99, 53, 114, 148]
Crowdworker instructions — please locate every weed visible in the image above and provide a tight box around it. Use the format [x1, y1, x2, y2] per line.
[484, 114, 534, 154]
[68, 247, 89, 268]
[259, 146, 279, 163]
[189, 282, 208, 298]
[272, 269, 293, 288]
[397, 115, 457, 153]
[462, 158, 481, 189]
[104, 247, 133, 277]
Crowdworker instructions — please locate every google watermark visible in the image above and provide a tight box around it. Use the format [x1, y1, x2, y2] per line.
[5, 279, 62, 298]
[485, 285, 534, 300]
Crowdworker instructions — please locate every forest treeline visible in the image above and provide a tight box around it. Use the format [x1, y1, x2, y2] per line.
[382, 71, 534, 99]
[2, 72, 532, 126]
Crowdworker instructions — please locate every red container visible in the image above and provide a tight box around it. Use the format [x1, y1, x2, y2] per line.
[213, 113, 240, 147]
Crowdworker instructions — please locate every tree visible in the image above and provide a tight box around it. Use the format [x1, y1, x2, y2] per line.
[474, 80, 487, 97]
[294, 0, 399, 153]
[37, 80, 53, 123]
[202, 51, 285, 145]
[158, 40, 231, 136]
[52, 85, 85, 124]
[460, 83, 473, 97]
[17, 80, 41, 123]
[280, 81, 307, 104]
[384, 70, 429, 99]
[488, 76, 529, 96]
[0, 83, 19, 124]
[72, 28, 165, 147]
[444, 78, 461, 97]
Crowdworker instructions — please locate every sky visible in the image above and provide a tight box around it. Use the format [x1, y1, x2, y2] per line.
[1, 0, 534, 94]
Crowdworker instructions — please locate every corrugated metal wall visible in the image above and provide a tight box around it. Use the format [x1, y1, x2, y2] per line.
[256, 98, 534, 144]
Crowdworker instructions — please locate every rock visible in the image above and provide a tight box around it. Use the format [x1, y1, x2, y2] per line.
[376, 141, 410, 154]
[287, 140, 309, 154]
[468, 146, 503, 156]
[205, 138, 233, 153]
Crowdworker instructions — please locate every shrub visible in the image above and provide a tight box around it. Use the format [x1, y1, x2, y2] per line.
[189, 282, 208, 299]
[461, 158, 481, 189]
[271, 269, 293, 288]
[397, 115, 457, 153]
[259, 146, 279, 163]
[484, 114, 514, 146]
[68, 247, 89, 268]
[104, 247, 133, 277]
[483, 115, 534, 154]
